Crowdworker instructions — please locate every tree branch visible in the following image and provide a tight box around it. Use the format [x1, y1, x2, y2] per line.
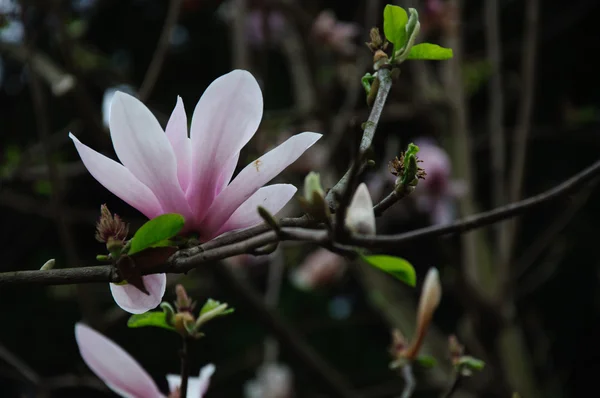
[2, 156, 599, 286]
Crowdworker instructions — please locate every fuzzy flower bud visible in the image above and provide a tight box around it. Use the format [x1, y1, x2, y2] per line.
[345, 183, 376, 235]
[95, 204, 129, 249]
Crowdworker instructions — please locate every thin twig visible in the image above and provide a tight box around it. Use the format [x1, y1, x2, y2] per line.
[326, 68, 394, 209]
[179, 337, 190, 398]
[399, 365, 415, 398]
[138, 0, 184, 101]
[0, 343, 40, 385]
[440, 372, 462, 398]
[485, 0, 508, 260]
[373, 191, 407, 217]
[506, 0, 540, 258]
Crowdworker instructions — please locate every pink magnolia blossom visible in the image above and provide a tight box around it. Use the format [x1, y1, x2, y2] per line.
[74, 322, 214, 398]
[413, 137, 466, 225]
[291, 248, 347, 290]
[312, 10, 360, 56]
[70, 70, 321, 313]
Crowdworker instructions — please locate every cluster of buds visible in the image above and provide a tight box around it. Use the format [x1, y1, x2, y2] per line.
[389, 143, 427, 195]
[389, 268, 442, 369]
[161, 285, 234, 339]
[448, 335, 485, 376]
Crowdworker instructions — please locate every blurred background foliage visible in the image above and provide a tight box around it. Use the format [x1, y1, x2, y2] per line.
[1, 0, 600, 397]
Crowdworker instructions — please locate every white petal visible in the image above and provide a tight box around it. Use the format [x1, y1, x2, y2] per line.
[166, 363, 215, 398]
[212, 184, 297, 238]
[187, 70, 263, 221]
[109, 274, 167, 314]
[74, 323, 164, 398]
[166, 96, 192, 191]
[69, 133, 163, 219]
[109, 92, 192, 219]
[201, 132, 321, 236]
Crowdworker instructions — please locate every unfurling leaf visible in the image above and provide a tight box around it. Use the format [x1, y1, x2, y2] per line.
[127, 311, 176, 332]
[383, 5, 408, 47]
[361, 255, 416, 286]
[128, 213, 184, 255]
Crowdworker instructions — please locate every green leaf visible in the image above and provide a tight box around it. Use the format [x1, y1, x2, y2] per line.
[200, 298, 234, 317]
[416, 355, 437, 368]
[128, 213, 185, 255]
[457, 356, 485, 371]
[383, 5, 408, 47]
[407, 43, 453, 60]
[127, 312, 176, 331]
[361, 255, 416, 287]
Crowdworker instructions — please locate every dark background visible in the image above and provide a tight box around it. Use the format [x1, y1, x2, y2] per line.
[1, 0, 600, 397]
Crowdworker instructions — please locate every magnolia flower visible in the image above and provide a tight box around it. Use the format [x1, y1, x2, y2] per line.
[345, 183, 376, 235]
[70, 70, 321, 313]
[291, 248, 347, 290]
[412, 137, 466, 225]
[74, 322, 214, 398]
[312, 10, 360, 56]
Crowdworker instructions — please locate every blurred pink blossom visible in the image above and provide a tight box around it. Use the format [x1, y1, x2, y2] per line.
[312, 10, 360, 56]
[413, 137, 466, 225]
[245, 10, 287, 47]
[291, 248, 347, 290]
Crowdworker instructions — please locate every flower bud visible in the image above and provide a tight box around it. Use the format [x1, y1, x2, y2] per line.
[345, 183, 376, 235]
[404, 268, 441, 359]
[299, 172, 330, 222]
[40, 258, 55, 271]
[175, 284, 194, 312]
[95, 204, 129, 248]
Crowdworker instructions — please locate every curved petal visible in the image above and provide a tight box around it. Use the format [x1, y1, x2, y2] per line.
[109, 92, 192, 219]
[212, 184, 297, 238]
[69, 133, 163, 219]
[74, 323, 164, 398]
[187, 70, 263, 221]
[214, 152, 240, 195]
[109, 274, 166, 314]
[167, 364, 215, 398]
[201, 132, 321, 236]
[165, 96, 192, 191]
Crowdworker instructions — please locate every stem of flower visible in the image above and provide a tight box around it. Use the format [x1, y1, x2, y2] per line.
[399, 364, 416, 398]
[179, 337, 190, 398]
[440, 371, 463, 398]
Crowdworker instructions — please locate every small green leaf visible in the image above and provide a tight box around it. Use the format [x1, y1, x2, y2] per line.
[361, 255, 416, 287]
[129, 213, 185, 255]
[457, 356, 485, 371]
[383, 5, 408, 47]
[127, 312, 176, 331]
[416, 355, 437, 368]
[200, 298, 234, 317]
[407, 43, 453, 60]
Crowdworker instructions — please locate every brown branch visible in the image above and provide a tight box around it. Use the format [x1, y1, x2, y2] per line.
[2, 156, 600, 286]
[138, 0, 184, 102]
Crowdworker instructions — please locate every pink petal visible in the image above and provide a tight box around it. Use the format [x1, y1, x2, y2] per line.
[214, 152, 240, 195]
[74, 323, 164, 398]
[109, 92, 192, 220]
[69, 133, 163, 219]
[212, 184, 297, 238]
[200, 132, 321, 237]
[166, 364, 215, 398]
[109, 274, 167, 314]
[165, 96, 192, 191]
[187, 70, 263, 221]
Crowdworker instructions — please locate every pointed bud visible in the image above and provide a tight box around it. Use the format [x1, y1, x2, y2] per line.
[345, 183, 376, 235]
[95, 204, 129, 251]
[303, 172, 325, 202]
[404, 268, 441, 359]
[299, 172, 330, 222]
[369, 27, 383, 49]
[40, 258, 55, 271]
[175, 284, 193, 312]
